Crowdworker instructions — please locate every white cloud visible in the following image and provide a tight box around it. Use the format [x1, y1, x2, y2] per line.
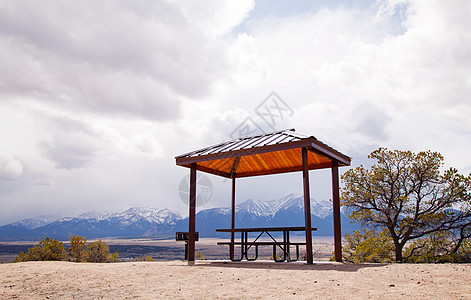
[0, 152, 23, 181]
[1, 0, 470, 224]
[0, 0, 239, 120]
[173, 0, 254, 37]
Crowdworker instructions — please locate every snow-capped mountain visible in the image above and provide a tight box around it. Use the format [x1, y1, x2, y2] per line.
[12, 214, 63, 230]
[178, 194, 359, 237]
[0, 207, 184, 241]
[0, 195, 359, 241]
[76, 211, 109, 220]
[275, 193, 333, 219]
[114, 207, 183, 225]
[72, 208, 183, 225]
[234, 193, 333, 219]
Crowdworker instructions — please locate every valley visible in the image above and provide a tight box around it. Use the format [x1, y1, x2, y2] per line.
[0, 236, 336, 263]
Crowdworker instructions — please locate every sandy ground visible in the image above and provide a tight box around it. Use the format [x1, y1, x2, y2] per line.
[1, 260, 470, 299]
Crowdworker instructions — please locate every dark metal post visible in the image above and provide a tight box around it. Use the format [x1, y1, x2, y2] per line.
[302, 147, 313, 264]
[188, 163, 197, 265]
[332, 161, 342, 262]
[184, 242, 188, 260]
[231, 176, 236, 259]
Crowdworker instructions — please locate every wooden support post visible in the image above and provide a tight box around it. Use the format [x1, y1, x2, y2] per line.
[229, 157, 240, 260]
[231, 176, 236, 259]
[188, 163, 197, 265]
[302, 147, 313, 264]
[332, 161, 342, 262]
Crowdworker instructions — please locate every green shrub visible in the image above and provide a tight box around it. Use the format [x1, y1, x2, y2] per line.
[342, 229, 394, 263]
[404, 231, 459, 263]
[14, 237, 66, 262]
[85, 240, 119, 263]
[68, 235, 87, 262]
[456, 238, 471, 262]
[196, 250, 205, 260]
[14, 236, 119, 263]
[136, 256, 154, 262]
[341, 229, 471, 263]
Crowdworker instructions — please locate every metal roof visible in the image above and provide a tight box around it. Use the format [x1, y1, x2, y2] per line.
[175, 129, 351, 178]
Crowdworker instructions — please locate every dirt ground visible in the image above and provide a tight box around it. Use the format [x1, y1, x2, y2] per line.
[1, 260, 470, 299]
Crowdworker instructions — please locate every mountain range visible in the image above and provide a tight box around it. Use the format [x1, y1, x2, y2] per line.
[0, 193, 360, 241]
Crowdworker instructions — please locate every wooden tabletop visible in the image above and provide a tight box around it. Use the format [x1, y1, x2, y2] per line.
[216, 227, 317, 233]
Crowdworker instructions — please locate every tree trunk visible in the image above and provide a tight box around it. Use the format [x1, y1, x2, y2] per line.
[389, 227, 404, 262]
[395, 244, 403, 262]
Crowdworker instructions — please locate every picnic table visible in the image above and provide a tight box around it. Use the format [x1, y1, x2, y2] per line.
[216, 227, 317, 262]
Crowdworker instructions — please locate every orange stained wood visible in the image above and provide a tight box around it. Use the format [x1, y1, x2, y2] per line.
[196, 148, 334, 178]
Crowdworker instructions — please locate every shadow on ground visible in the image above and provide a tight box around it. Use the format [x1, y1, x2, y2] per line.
[196, 260, 388, 272]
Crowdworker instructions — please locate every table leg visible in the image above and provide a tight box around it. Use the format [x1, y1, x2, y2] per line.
[229, 232, 242, 262]
[285, 230, 290, 262]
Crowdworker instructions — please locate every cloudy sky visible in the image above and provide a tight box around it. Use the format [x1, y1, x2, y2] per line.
[1, 0, 470, 225]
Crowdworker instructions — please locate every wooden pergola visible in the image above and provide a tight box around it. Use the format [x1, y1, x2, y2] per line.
[175, 129, 351, 265]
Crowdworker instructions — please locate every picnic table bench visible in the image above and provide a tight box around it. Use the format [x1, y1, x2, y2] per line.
[216, 227, 317, 262]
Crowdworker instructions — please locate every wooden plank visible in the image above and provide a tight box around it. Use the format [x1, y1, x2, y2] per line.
[259, 152, 282, 170]
[307, 149, 321, 165]
[273, 150, 292, 169]
[276, 149, 293, 168]
[216, 227, 317, 232]
[217, 242, 308, 245]
[240, 154, 258, 173]
[235, 156, 248, 173]
[251, 153, 271, 171]
[284, 148, 301, 167]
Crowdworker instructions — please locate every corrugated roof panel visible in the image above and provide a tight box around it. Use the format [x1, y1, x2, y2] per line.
[176, 129, 301, 158]
[259, 133, 286, 146]
[228, 136, 261, 151]
[271, 134, 292, 145]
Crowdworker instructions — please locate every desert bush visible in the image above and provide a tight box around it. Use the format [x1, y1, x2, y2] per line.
[85, 240, 119, 263]
[68, 235, 87, 262]
[196, 250, 205, 260]
[269, 254, 282, 261]
[136, 256, 154, 262]
[403, 232, 471, 263]
[14, 237, 66, 262]
[342, 229, 471, 263]
[14, 236, 119, 263]
[456, 238, 471, 262]
[403, 231, 455, 263]
[342, 229, 394, 263]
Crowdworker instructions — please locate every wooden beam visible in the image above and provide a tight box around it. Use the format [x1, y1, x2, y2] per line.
[230, 156, 241, 178]
[188, 163, 197, 265]
[302, 147, 314, 264]
[332, 161, 342, 262]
